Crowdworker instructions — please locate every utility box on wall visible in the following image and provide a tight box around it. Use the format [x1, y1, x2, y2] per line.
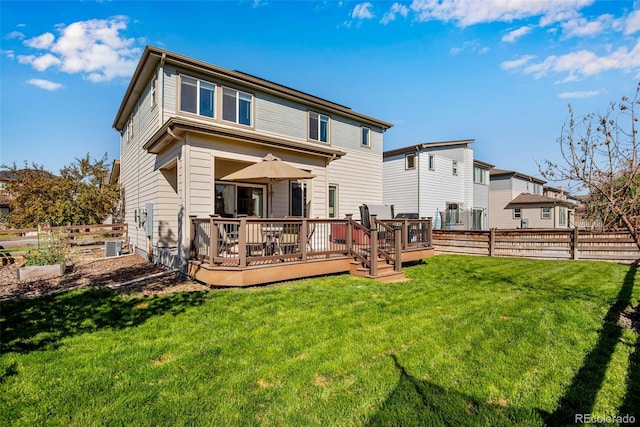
[145, 203, 154, 238]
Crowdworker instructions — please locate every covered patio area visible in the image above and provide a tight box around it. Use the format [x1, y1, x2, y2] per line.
[188, 215, 434, 286]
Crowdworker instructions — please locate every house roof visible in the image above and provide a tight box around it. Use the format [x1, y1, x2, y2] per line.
[473, 159, 494, 169]
[143, 117, 347, 160]
[506, 193, 577, 208]
[383, 139, 475, 158]
[113, 46, 394, 132]
[490, 168, 546, 185]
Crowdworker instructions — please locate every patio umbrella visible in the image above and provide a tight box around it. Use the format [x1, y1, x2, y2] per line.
[221, 154, 315, 217]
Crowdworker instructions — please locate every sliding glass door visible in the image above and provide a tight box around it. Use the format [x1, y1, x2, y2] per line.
[215, 183, 265, 217]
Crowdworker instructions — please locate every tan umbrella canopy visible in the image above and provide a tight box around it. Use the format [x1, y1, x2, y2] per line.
[221, 153, 315, 217]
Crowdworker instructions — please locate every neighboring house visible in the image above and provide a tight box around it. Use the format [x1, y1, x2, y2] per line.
[113, 46, 392, 268]
[489, 169, 576, 229]
[472, 159, 494, 230]
[0, 171, 11, 217]
[383, 139, 480, 229]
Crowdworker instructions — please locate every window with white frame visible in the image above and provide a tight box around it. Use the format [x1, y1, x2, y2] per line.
[428, 154, 435, 171]
[452, 160, 458, 176]
[309, 112, 329, 143]
[180, 75, 215, 118]
[474, 166, 487, 184]
[361, 127, 370, 147]
[222, 87, 252, 125]
[328, 184, 338, 218]
[541, 207, 551, 219]
[405, 153, 416, 170]
[559, 207, 567, 225]
[447, 203, 464, 225]
[291, 182, 308, 217]
[513, 208, 522, 219]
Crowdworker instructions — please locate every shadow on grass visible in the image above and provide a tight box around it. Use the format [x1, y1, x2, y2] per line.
[367, 355, 543, 426]
[545, 263, 638, 424]
[0, 287, 208, 355]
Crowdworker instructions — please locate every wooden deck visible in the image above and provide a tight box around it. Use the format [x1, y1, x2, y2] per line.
[189, 216, 433, 287]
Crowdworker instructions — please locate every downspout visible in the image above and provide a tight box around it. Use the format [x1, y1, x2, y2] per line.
[416, 146, 421, 217]
[325, 153, 337, 218]
[160, 53, 166, 128]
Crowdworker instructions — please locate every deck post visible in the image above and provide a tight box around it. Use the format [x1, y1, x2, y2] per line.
[301, 219, 308, 261]
[189, 215, 197, 259]
[426, 217, 433, 247]
[370, 214, 378, 277]
[572, 227, 579, 260]
[402, 218, 409, 249]
[209, 215, 218, 267]
[394, 228, 402, 272]
[489, 227, 496, 257]
[345, 214, 353, 256]
[239, 217, 247, 268]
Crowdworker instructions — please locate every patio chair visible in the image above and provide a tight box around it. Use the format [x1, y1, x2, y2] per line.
[219, 225, 239, 256]
[306, 222, 316, 251]
[246, 222, 264, 256]
[279, 223, 300, 254]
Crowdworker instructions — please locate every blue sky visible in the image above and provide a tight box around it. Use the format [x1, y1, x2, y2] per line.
[1, 0, 639, 185]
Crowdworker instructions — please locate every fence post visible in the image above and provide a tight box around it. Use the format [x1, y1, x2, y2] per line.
[489, 228, 496, 257]
[394, 228, 402, 272]
[209, 215, 218, 267]
[345, 214, 353, 256]
[572, 227, 579, 260]
[427, 217, 433, 247]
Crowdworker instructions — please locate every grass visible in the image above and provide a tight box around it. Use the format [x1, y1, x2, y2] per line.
[1, 255, 638, 426]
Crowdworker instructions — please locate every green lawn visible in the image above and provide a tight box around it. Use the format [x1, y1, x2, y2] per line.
[1, 255, 638, 426]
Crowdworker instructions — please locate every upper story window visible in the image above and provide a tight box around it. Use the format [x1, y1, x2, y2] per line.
[405, 153, 416, 170]
[361, 127, 370, 147]
[428, 154, 435, 171]
[151, 74, 157, 108]
[309, 112, 329, 143]
[223, 87, 252, 126]
[533, 183, 542, 195]
[474, 166, 487, 184]
[513, 208, 522, 219]
[541, 207, 551, 219]
[180, 75, 215, 118]
[452, 160, 458, 176]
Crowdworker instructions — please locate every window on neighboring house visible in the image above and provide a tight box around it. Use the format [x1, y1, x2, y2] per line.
[559, 207, 567, 226]
[474, 166, 487, 184]
[533, 183, 542, 195]
[328, 184, 338, 218]
[291, 182, 308, 217]
[513, 208, 522, 219]
[428, 154, 435, 171]
[541, 207, 551, 219]
[452, 160, 458, 176]
[309, 112, 329, 143]
[180, 75, 215, 118]
[405, 154, 416, 170]
[127, 117, 134, 143]
[222, 87, 252, 125]
[361, 127, 370, 147]
[447, 203, 464, 225]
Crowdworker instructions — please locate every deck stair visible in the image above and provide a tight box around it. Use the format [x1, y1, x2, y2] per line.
[349, 255, 408, 282]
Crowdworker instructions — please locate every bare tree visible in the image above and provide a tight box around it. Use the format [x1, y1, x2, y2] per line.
[540, 82, 640, 248]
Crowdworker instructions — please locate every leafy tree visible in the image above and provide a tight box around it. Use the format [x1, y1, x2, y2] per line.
[540, 82, 640, 248]
[0, 154, 120, 228]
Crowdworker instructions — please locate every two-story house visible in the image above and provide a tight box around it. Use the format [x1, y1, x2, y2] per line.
[112, 46, 392, 268]
[489, 168, 576, 229]
[383, 140, 481, 229]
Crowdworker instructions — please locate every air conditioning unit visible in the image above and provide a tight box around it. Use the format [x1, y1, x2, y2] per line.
[520, 218, 529, 229]
[104, 240, 123, 257]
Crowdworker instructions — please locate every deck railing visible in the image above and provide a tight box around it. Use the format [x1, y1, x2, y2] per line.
[190, 215, 432, 275]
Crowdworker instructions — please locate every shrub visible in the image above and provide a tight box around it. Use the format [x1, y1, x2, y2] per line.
[25, 231, 69, 266]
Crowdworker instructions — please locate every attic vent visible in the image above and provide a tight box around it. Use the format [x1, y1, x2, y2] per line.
[104, 241, 123, 257]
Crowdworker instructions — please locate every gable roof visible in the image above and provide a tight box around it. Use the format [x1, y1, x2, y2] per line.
[490, 168, 546, 185]
[506, 193, 576, 208]
[113, 46, 393, 132]
[383, 139, 474, 158]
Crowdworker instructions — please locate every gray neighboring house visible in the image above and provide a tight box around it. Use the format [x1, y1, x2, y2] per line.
[489, 168, 576, 229]
[384, 140, 493, 230]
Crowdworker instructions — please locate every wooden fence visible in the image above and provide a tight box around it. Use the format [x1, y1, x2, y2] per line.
[0, 223, 128, 252]
[433, 228, 640, 263]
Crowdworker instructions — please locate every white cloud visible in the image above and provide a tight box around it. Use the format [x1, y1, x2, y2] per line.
[2, 49, 15, 59]
[27, 78, 62, 91]
[504, 39, 640, 80]
[5, 31, 25, 40]
[450, 39, 489, 55]
[15, 16, 140, 82]
[557, 90, 599, 99]
[502, 25, 533, 43]
[623, 9, 640, 34]
[24, 32, 54, 49]
[561, 14, 612, 38]
[381, 3, 409, 25]
[352, 2, 374, 20]
[409, 0, 593, 28]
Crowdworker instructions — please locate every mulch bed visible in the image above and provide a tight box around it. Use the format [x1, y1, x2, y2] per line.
[0, 248, 209, 301]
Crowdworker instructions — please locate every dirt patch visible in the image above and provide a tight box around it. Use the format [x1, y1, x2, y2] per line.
[0, 248, 209, 301]
[619, 304, 640, 334]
